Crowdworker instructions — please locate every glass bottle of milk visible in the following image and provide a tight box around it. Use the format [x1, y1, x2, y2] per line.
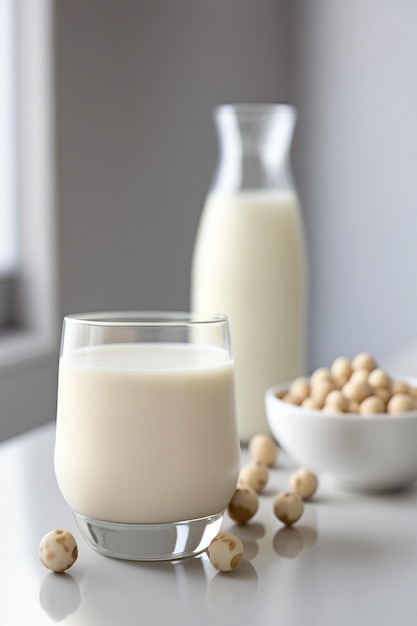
[191, 104, 308, 442]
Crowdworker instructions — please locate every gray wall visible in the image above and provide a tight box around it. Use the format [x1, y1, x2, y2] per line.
[293, 0, 417, 368]
[3, 0, 417, 439]
[55, 0, 293, 316]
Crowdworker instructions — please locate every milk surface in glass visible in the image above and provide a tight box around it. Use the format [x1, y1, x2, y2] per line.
[191, 190, 307, 441]
[55, 342, 239, 524]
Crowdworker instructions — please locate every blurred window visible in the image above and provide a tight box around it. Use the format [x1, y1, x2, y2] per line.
[0, 0, 17, 327]
[0, 0, 56, 369]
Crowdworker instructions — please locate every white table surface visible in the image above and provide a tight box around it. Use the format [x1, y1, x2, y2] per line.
[1, 420, 417, 626]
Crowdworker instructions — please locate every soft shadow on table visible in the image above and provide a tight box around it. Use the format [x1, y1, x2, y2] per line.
[358, 481, 417, 500]
[39, 572, 81, 622]
[38, 552, 258, 624]
[226, 521, 266, 559]
[206, 559, 258, 613]
[309, 477, 417, 507]
[273, 523, 319, 558]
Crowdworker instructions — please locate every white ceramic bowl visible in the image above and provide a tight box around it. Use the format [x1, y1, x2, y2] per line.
[265, 382, 417, 491]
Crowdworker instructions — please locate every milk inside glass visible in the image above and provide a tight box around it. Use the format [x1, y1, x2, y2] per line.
[191, 190, 307, 440]
[55, 342, 239, 524]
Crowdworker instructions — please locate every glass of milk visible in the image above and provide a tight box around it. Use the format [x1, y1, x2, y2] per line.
[54, 311, 240, 561]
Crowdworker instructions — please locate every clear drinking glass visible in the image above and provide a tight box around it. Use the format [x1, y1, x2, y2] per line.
[54, 311, 240, 561]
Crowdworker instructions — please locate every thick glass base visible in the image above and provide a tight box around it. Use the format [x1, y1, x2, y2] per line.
[73, 511, 224, 561]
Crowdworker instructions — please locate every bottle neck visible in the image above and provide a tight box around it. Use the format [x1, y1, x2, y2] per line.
[211, 104, 296, 194]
